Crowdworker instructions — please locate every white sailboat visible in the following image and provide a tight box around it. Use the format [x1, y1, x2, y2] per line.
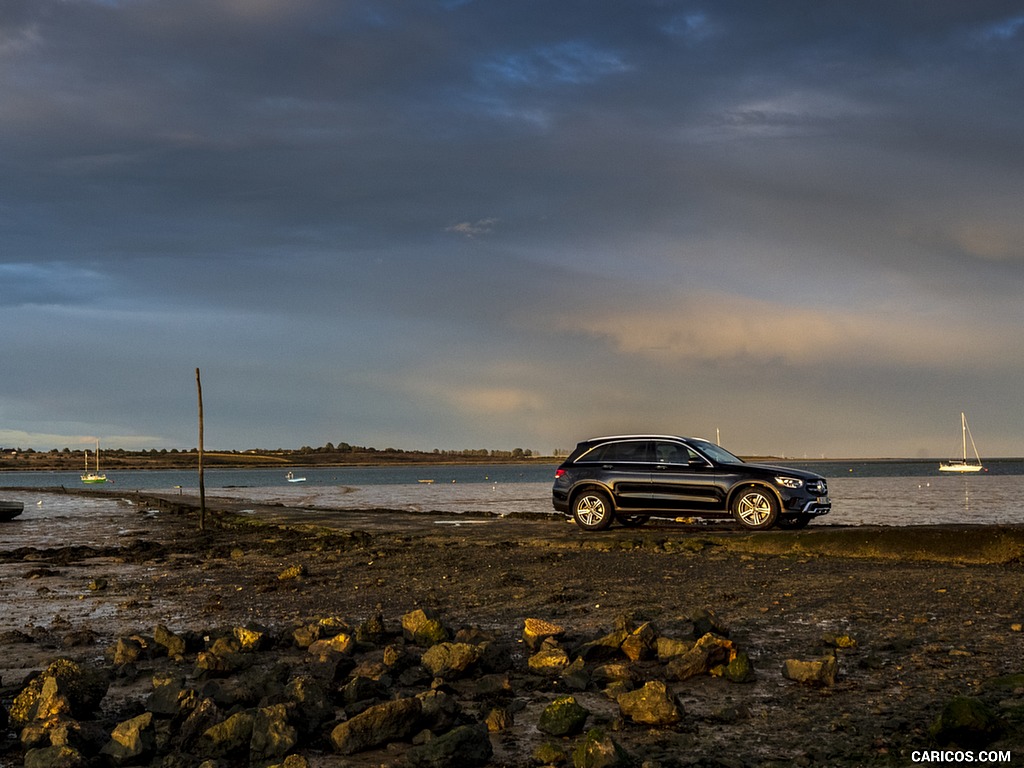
[81, 440, 108, 484]
[939, 412, 983, 473]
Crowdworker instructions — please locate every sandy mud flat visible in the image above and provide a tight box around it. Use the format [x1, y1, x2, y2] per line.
[1, 491, 1022, 766]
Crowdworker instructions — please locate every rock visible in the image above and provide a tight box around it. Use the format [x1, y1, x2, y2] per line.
[572, 727, 632, 768]
[485, 706, 514, 732]
[821, 632, 857, 649]
[22, 745, 87, 768]
[929, 696, 1004, 748]
[617, 681, 682, 725]
[292, 623, 321, 649]
[146, 678, 193, 717]
[307, 632, 355, 659]
[197, 710, 255, 759]
[101, 712, 155, 765]
[538, 695, 589, 737]
[420, 642, 482, 678]
[528, 646, 570, 675]
[277, 564, 307, 580]
[523, 618, 565, 651]
[355, 613, 387, 644]
[535, 740, 568, 765]
[692, 607, 729, 638]
[404, 724, 493, 768]
[576, 628, 628, 662]
[329, 696, 423, 754]
[592, 662, 636, 686]
[10, 659, 110, 726]
[783, 652, 838, 687]
[153, 625, 187, 658]
[415, 689, 461, 732]
[250, 703, 297, 762]
[402, 608, 450, 647]
[232, 625, 269, 652]
[620, 622, 657, 662]
[111, 636, 147, 666]
[656, 636, 693, 660]
[284, 676, 334, 738]
[561, 657, 591, 691]
[666, 633, 735, 681]
[721, 650, 756, 683]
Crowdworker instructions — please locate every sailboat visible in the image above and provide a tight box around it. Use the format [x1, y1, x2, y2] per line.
[939, 412, 983, 473]
[81, 440, 108, 484]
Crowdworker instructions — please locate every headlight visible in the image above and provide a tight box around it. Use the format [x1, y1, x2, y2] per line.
[775, 476, 804, 489]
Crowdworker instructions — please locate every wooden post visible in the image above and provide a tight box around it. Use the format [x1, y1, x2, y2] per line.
[196, 367, 206, 530]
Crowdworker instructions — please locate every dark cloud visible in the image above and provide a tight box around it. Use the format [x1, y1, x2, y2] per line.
[2, 1, 1024, 456]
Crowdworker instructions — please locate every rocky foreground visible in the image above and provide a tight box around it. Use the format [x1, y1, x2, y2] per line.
[1, 495, 1023, 766]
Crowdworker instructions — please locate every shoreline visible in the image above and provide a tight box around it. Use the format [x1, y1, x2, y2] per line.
[2, 491, 1023, 765]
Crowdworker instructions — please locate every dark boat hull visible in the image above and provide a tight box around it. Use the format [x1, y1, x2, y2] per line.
[0, 501, 24, 521]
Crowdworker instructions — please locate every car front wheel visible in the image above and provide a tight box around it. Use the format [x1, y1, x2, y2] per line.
[731, 487, 779, 530]
[572, 490, 614, 531]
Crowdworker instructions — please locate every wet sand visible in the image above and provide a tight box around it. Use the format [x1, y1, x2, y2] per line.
[1, 491, 1023, 765]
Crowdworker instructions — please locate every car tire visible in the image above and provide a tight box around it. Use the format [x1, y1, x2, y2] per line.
[731, 486, 779, 530]
[777, 513, 811, 530]
[618, 515, 647, 528]
[571, 490, 615, 531]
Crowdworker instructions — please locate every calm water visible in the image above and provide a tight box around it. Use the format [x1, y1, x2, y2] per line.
[2, 460, 1023, 527]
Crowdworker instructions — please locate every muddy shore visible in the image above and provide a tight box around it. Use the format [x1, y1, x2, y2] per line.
[1, 492, 1023, 766]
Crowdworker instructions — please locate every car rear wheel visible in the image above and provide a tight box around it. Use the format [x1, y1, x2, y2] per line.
[731, 487, 779, 530]
[618, 515, 647, 527]
[572, 490, 614, 531]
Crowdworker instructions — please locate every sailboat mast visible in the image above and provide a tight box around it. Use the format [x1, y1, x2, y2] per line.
[960, 412, 967, 461]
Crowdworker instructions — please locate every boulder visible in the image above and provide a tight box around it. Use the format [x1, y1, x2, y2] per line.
[656, 636, 693, 660]
[101, 712, 155, 765]
[572, 727, 632, 768]
[929, 696, 1004, 748]
[721, 650, 756, 683]
[692, 607, 729, 638]
[329, 696, 423, 754]
[307, 632, 355, 660]
[620, 622, 657, 662]
[233, 625, 270, 652]
[420, 642, 482, 678]
[783, 652, 838, 687]
[617, 680, 682, 725]
[284, 676, 334, 738]
[528, 646, 570, 675]
[402, 608, 450, 647]
[666, 633, 735, 681]
[10, 659, 110, 726]
[485, 706, 513, 732]
[537, 695, 589, 737]
[249, 703, 297, 762]
[355, 613, 387, 644]
[415, 689, 461, 732]
[197, 710, 255, 760]
[576, 628, 628, 662]
[277, 564, 307, 580]
[22, 745, 87, 768]
[153, 625, 187, 658]
[523, 618, 565, 651]
[404, 724, 493, 768]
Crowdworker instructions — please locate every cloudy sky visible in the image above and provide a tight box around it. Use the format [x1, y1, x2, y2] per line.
[2, 1, 1023, 459]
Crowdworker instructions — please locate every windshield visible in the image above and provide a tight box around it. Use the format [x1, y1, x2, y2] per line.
[691, 439, 743, 464]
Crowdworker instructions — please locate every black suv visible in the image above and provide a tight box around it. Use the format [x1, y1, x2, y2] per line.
[552, 435, 830, 531]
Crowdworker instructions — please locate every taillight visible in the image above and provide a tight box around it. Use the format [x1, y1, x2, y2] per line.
[554, 469, 565, 478]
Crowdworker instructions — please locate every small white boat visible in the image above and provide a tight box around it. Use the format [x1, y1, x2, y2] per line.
[81, 440, 108, 484]
[939, 412, 984, 473]
[286, 471, 307, 483]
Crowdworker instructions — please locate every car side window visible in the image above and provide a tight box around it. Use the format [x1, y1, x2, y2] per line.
[585, 441, 651, 463]
[654, 441, 695, 465]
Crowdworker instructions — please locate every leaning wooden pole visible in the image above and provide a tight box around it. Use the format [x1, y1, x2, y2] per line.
[196, 367, 206, 530]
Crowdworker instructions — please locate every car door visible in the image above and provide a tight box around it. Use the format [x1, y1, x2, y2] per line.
[582, 439, 654, 510]
[648, 440, 724, 512]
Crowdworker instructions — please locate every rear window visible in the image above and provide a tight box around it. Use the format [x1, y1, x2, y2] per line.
[580, 440, 651, 463]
